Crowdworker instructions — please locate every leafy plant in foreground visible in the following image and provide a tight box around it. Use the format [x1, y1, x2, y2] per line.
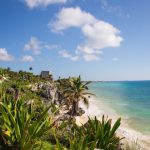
[54, 116, 122, 150]
[54, 133, 96, 150]
[0, 96, 54, 150]
[72, 116, 122, 150]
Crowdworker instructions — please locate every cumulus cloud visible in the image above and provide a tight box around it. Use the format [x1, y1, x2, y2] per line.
[24, 37, 58, 54]
[0, 48, 14, 61]
[24, 0, 68, 9]
[59, 50, 79, 61]
[50, 7, 123, 61]
[50, 7, 96, 32]
[21, 55, 34, 62]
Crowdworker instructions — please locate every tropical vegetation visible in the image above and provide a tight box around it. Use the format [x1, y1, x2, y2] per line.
[0, 67, 136, 150]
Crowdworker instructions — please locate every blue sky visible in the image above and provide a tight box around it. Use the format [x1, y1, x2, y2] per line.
[0, 0, 150, 81]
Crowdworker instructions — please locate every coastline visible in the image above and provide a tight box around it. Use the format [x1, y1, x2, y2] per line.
[76, 96, 150, 150]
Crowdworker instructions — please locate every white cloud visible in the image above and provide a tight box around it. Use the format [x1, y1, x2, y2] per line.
[100, 0, 130, 18]
[83, 54, 99, 61]
[50, 7, 96, 32]
[44, 44, 58, 50]
[0, 48, 14, 61]
[24, 0, 67, 9]
[101, 0, 119, 13]
[78, 21, 122, 55]
[21, 55, 34, 62]
[59, 50, 70, 58]
[24, 37, 42, 54]
[51, 7, 123, 61]
[59, 50, 79, 61]
[24, 37, 58, 54]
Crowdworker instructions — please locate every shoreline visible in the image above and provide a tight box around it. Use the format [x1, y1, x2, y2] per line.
[76, 96, 150, 150]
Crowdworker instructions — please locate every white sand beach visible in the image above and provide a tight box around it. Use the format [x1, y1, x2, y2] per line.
[76, 96, 150, 150]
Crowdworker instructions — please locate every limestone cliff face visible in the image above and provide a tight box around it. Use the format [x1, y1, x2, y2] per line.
[30, 81, 61, 105]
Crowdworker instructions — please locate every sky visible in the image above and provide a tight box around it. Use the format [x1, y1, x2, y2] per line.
[0, 0, 150, 81]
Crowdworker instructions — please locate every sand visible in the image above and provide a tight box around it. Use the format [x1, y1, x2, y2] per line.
[75, 96, 150, 150]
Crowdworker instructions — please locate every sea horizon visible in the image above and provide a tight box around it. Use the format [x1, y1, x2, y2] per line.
[88, 80, 150, 82]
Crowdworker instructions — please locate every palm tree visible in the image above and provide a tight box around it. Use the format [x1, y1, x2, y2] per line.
[29, 67, 33, 72]
[7, 67, 11, 72]
[64, 76, 93, 116]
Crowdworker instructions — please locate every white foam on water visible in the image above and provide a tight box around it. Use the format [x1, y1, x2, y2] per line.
[78, 96, 150, 150]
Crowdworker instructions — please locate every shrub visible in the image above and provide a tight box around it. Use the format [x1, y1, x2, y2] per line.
[0, 96, 55, 150]
[72, 116, 122, 150]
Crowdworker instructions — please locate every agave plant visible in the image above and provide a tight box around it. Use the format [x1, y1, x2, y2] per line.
[54, 116, 122, 150]
[71, 116, 122, 150]
[54, 133, 96, 150]
[0, 96, 55, 150]
[68, 133, 96, 150]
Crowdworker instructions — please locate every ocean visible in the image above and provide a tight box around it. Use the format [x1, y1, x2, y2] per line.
[89, 81, 150, 135]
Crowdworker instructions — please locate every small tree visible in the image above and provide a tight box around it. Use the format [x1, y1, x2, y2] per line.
[29, 67, 33, 72]
[64, 76, 93, 116]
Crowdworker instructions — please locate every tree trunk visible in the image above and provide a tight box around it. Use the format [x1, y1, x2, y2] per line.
[71, 101, 78, 116]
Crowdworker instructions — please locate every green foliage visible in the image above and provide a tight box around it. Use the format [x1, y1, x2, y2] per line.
[0, 68, 124, 150]
[67, 133, 96, 150]
[58, 76, 93, 116]
[0, 67, 46, 84]
[53, 116, 122, 150]
[33, 141, 54, 150]
[54, 133, 96, 150]
[71, 116, 122, 150]
[0, 96, 54, 149]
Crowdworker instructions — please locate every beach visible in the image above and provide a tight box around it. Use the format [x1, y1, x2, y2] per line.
[76, 96, 150, 150]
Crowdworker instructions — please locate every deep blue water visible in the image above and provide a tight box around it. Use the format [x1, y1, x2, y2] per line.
[89, 81, 150, 134]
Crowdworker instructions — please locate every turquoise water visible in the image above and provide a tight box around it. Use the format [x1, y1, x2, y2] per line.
[89, 81, 150, 134]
